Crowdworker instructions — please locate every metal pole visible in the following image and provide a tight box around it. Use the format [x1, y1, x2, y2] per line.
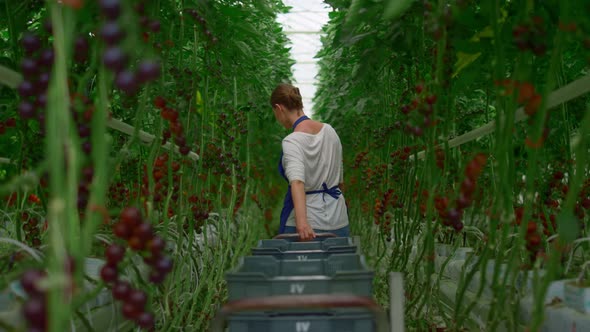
[390, 272, 405, 332]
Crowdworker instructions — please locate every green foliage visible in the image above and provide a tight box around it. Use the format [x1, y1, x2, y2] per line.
[0, 1, 294, 330]
[315, 0, 590, 330]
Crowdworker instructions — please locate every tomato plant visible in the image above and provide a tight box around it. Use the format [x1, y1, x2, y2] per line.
[0, 1, 292, 331]
[315, 0, 590, 330]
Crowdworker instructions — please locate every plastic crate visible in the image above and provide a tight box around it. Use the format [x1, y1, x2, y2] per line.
[226, 254, 373, 301]
[273, 233, 348, 243]
[227, 309, 375, 332]
[258, 237, 354, 250]
[252, 238, 357, 260]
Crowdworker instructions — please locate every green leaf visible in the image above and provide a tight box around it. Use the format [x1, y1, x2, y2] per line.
[383, 0, 414, 21]
[329, 11, 341, 19]
[345, 0, 364, 26]
[219, 6, 244, 20]
[341, 31, 375, 46]
[0, 64, 22, 88]
[235, 40, 253, 58]
[557, 211, 580, 243]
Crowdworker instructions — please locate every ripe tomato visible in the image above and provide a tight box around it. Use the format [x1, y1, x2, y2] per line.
[526, 221, 537, 234]
[28, 194, 41, 204]
[526, 233, 541, 247]
[524, 94, 542, 115]
[60, 0, 84, 9]
[517, 82, 535, 103]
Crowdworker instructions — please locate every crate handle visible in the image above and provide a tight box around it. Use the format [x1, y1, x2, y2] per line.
[209, 294, 390, 332]
[273, 233, 338, 240]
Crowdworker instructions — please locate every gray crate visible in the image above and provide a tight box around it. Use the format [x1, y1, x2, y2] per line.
[226, 254, 373, 300]
[251, 247, 358, 260]
[253, 238, 357, 260]
[274, 234, 351, 243]
[227, 310, 375, 332]
[258, 237, 354, 250]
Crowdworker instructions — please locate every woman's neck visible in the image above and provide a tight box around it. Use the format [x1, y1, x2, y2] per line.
[287, 111, 306, 127]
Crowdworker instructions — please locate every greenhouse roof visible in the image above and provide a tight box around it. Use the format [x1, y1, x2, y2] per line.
[277, 0, 331, 118]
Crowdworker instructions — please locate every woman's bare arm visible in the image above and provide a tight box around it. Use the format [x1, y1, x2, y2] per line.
[291, 180, 315, 240]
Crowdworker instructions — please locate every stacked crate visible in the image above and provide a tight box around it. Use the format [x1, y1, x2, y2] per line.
[212, 234, 388, 332]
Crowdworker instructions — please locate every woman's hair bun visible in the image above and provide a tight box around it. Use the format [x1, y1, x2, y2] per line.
[270, 83, 303, 111]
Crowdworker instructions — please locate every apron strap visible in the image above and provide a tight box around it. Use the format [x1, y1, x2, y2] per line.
[292, 115, 309, 130]
[305, 183, 342, 202]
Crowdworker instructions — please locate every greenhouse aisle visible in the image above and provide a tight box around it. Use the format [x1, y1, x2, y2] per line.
[0, 1, 589, 332]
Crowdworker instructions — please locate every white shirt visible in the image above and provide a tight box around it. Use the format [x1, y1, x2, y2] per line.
[281, 123, 349, 230]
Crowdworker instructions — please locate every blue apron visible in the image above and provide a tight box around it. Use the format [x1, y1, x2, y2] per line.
[278, 115, 342, 234]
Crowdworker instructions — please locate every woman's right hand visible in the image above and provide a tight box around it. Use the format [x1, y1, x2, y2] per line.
[296, 221, 316, 241]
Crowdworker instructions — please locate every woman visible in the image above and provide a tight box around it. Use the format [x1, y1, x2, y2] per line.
[270, 83, 349, 240]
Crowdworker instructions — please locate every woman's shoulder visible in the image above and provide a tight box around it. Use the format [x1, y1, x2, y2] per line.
[321, 123, 340, 136]
[282, 133, 304, 147]
[322, 122, 334, 130]
[283, 131, 301, 141]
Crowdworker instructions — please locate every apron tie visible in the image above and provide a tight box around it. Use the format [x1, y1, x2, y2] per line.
[305, 183, 342, 202]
